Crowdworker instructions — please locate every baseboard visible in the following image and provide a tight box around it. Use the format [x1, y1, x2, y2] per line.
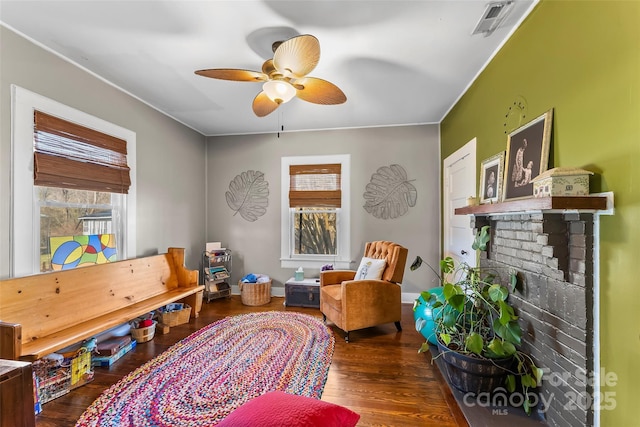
[402, 292, 420, 304]
[232, 286, 417, 304]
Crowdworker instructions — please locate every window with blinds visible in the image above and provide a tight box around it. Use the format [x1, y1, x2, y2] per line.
[288, 163, 341, 208]
[33, 110, 131, 194]
[31, 110, 131, 272]
[12, 86, 136, 276]
[281, 154, 350, 269]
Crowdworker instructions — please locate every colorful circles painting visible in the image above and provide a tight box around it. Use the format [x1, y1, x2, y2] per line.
[50, 234, 117, 270]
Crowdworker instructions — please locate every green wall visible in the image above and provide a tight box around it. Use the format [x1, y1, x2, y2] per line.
[441, 1, 639, 425]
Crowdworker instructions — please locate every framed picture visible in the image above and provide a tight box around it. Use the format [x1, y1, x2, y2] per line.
[479, 151, 505, 204]
[502, 109, 553, 201]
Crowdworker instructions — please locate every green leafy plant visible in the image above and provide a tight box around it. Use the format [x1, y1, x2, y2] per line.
[414, 225, 543, 415]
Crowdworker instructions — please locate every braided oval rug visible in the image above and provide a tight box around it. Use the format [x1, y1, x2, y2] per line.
[76, 311, 335, 427]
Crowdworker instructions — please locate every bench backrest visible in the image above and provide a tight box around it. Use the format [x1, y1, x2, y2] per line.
[0, 248, 195, 348]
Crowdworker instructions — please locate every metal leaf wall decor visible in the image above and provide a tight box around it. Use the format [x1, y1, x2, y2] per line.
[363, 164, 417, 219]
[225, 170, 269, 222]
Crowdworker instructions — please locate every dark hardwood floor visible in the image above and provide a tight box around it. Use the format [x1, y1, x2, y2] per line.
[35, 296, 468, 427]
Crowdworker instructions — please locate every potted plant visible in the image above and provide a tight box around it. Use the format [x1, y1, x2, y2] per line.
[412, 225, 543, 415]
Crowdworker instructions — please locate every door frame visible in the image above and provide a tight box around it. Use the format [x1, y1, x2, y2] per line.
[442, 138, 476, 266]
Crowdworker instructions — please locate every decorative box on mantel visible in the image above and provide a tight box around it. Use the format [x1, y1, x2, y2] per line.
[531, 167, 593, 198]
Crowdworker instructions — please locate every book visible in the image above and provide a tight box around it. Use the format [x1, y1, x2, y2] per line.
[96, 335, 132, 356]
[92, 340, 137, 367]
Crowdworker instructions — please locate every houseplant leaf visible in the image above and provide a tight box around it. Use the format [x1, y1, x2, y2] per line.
[465, 332, 484, 355]
[471, 225, 490, 251]
[439, 333, 451, 346]
[509, 270, 518, 291]
[534, 366, 544, 385]
[363, 164, 417, 219]
[418, 342, 430, 354]
[487, 338, 506, 357]
[440, 257, 455, 274]
[442, 309, 457, 328]
[225, 170, 269, 222]
[443, 283, 465, 312]
[522, 374, 536, 388]
[493, 318, 522, 345]
[410, 255, 423, 271]
[488, 284, 508, 302]
[498, 300, 516, 325]
[443, 282, 462, 300]
[502, 340, 516, 356]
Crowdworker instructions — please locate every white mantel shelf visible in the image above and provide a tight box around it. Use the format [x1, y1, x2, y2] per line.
[455, 196, 609, 216]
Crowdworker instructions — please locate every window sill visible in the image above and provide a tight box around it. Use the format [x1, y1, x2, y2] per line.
[281, 258, 353, 270]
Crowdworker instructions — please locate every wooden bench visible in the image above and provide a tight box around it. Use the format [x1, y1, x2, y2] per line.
[0, 247, 204, 361]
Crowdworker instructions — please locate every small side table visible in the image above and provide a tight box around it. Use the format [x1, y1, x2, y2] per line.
[0, 359, 36, 427]
[284, 277, 320, 308]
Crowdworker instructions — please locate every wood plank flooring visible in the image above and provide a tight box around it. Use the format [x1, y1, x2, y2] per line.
[34, 296, 468, 427]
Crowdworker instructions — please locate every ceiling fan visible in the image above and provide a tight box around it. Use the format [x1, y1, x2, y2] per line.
[195, 34, 347, 117]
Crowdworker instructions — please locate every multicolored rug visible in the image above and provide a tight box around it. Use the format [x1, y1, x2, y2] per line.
[76, 311, 335, 427]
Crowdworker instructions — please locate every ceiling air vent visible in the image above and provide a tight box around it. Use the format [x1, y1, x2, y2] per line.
[471, 1, 514, 36]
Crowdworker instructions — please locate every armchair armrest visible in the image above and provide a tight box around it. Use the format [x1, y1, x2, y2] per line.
[320, 270, 356, 287]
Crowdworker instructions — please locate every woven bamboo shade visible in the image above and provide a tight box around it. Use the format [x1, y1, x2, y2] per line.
[33, 110, 131, 194]
[289, 163, 341, 208]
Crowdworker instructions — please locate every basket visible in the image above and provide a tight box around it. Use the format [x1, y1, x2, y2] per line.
[70, 349, 92, 387]
[33, 348, 93, 404]
[239, 279, 272, 306]
[33, 358, 71, 404]
[157, 304, 192, 327]
[131, 321, 156, 343]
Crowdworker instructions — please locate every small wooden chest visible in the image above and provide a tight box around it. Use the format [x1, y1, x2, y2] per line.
[285, 277, 320, 308]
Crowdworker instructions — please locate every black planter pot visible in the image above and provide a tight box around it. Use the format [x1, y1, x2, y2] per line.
[436, 339, 514, 394]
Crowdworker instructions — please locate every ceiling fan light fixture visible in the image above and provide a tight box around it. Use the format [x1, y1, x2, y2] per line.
[263, 80, 296, 104]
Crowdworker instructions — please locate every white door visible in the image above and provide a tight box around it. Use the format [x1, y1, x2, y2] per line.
[443, 138, 476, 267]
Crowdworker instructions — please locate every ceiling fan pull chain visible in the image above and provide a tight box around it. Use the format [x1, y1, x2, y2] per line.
[277, 111, 284, 138]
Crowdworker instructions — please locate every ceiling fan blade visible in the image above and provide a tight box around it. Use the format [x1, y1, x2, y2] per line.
[273, 35, 320, 78]
[252, 91, 281, 117]
[195, 68, 267, 82]
[293, 77, 347, 105]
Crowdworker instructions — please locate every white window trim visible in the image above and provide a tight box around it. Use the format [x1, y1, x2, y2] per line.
[10, 85, 136, 277]
[280, 154, 351, 270]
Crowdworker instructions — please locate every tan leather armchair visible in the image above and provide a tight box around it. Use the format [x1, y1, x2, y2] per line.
[320, 241, 408, 342]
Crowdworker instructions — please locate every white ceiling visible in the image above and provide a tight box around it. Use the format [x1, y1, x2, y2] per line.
[0, 0, 536, 136]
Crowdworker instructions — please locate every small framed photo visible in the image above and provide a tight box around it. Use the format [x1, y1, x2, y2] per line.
[502, 109, 553, 201]
[479, 151, 505, 204]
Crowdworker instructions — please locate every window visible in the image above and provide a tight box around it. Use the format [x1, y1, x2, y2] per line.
[281, 155, 350, 269]
[11, 85, 136, 277]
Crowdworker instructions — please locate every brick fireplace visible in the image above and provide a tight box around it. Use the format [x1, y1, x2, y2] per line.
[470, 211, 596, 427]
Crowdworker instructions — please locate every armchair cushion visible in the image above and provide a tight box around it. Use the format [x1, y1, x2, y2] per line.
[354, 257, 386, 280]
[321, 285, 342, 312]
